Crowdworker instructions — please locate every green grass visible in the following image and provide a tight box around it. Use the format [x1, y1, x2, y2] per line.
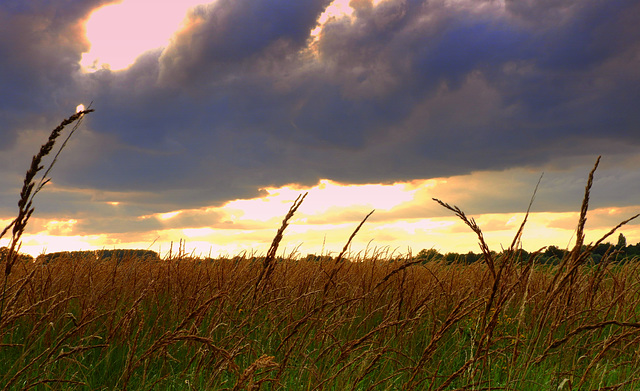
[2, 254, 640, 390]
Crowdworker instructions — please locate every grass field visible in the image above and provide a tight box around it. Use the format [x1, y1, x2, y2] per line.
[2, 245, 640, 390]
[2, 112, 640, 390]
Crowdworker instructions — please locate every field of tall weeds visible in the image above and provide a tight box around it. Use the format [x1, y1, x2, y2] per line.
[2, 111, 640, 390]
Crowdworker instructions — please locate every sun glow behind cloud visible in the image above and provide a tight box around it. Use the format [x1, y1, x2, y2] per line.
[223, 179, 418, 223]
[310, 0, 355, 38]
[81, 0, 388, 72]
[80, 0, 214, 71]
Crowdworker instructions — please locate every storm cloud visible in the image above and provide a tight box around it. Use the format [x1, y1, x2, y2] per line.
[2, 0, 640, 224]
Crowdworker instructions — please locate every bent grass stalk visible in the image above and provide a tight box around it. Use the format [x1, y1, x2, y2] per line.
[323, 210, 375, 295]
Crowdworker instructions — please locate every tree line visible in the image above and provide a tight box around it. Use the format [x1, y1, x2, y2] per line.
[413, 233, 640, 264]
[3, 232, 638, 265]
[0, 248, 159, 264]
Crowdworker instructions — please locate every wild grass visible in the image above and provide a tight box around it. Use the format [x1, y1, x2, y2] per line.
[2, 112, 640, 390]
[0, 107, 93, 324]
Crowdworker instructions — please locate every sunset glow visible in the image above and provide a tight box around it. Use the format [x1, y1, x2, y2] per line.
[10, 174, 640, 259]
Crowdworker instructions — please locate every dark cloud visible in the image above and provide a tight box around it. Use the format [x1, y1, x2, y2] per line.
[0, 0, 114, 147]
[158, 0, 333, 86]
[1, 0, 640, 225]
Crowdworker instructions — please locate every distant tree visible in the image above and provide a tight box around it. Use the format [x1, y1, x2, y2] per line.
[591, 253, 603, 264]
[37, 249, 159, 264]
[507, 248, 530, 262]
[304, 254, 333, 262]
[592, 243, 613, 257]
[0, 247, 33, 263]
[543, 246, 567, 264]
[443, 253, 459, 263]
[626, 243, 640, 257]
[415, 249, 443, 263]
[617, 233, 627, 249]
[463, 251, 480, 264]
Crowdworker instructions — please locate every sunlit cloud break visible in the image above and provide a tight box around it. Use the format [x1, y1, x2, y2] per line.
[81, 0, 213, 71]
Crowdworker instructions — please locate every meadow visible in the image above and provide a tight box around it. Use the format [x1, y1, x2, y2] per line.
[2, 112, 640, 390]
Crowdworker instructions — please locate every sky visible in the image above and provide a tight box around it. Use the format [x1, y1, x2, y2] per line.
[1, 0, 640, 258]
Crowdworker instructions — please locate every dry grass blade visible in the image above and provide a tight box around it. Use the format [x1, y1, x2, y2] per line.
[373, 258, 423, 291]
[232, 354, 279, 391]
[119, 314, 145, 389]
[34, 105, 93, 197]
[589, 213, 640, 251]
[350, 349, 385, 390]
[534, 157, 603, 315]
[266, 193, 308, 263]
[534, 319, 640, 364]
[174, 292, 225, 331]
[2, 347, 52, 391]
[570, 155, 600, 264]
[52, 344, 109, 362]
[546, 157, 639, 296]
[509, 173, 543, 251]
[0, 108, 94, 242]
[435, 358, 476, 391]
[433, 198, 496, 279]
[0, 108, 94, 323]
[0, 267, 38, 323]
[338, 318, 414, 362]
[335, 209, 375, 264]
[254, 192, 307, 296]
[323, 210, 374, 294]
[173, 335, 236, 363]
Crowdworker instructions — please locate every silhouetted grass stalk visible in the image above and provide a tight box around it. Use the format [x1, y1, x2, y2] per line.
[323, 209, 374, 295]
[254, 192, 307, 298]
[0, 108, 94, 323]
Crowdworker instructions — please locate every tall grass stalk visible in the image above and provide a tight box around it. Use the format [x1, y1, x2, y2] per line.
[0, 108, 94, 323]
[254, 192, 307, 298]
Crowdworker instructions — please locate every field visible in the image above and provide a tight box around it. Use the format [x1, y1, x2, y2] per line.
[2, 243, 640, 390]
[3, 113, 640, 390]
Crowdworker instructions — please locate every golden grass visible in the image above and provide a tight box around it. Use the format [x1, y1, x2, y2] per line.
[2, 249, 640, 389]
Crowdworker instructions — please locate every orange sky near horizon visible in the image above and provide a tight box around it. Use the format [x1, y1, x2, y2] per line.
[5, 176, 640, 259]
